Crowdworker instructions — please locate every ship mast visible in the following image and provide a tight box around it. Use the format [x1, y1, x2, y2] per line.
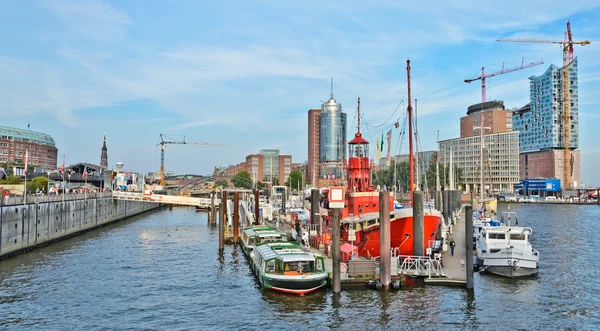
[407, 59, 414, 202]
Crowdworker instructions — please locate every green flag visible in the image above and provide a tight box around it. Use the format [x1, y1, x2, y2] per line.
[380, 133, 384, 152]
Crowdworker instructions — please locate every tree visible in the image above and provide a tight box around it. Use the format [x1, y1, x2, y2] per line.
[0, 175, 22, 185]
[272, 177, 279, 186]
[284, 170, 304, 191]
[256, 181, 265, 190]
[423, 162, 464, 191]
[232, 170, 252, 188]
[27, 176, 48, 193]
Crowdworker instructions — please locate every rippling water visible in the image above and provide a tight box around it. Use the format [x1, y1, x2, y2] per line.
[0, 204, 598, 330]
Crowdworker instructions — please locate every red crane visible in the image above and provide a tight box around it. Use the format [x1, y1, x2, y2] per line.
[465, 57, 544, 103]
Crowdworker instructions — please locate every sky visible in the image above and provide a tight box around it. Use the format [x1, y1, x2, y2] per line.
[1, 0, 599, 185]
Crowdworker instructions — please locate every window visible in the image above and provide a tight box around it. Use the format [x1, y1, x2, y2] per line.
[488, 233, 505, 240]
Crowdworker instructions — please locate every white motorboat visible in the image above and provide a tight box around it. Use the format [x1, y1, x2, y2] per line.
[475, 212, 539, 277]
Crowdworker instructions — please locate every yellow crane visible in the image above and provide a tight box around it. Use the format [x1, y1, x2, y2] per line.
[157, 134, 226, 186]
[498, 20, 590, 189]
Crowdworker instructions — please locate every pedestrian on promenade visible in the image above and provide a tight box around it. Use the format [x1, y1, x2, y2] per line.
[450, 239, 456, 256]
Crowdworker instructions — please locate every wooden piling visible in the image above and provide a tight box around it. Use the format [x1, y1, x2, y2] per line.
[219, 191, 226, 250]
[413, 190, 424, 257]
[465, 205, 474, 290]
[379, 191, 391, 290]
[233, 192, 240, 244]
[210, 190, 216, 225]
[254, 189, 260, 225]
[332, 208, 341, 293]
[310, 189, 320, 238]
[443, 190, 449, 224]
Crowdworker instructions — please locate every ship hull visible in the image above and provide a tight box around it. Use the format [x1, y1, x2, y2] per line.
[353, 208, 442, 258]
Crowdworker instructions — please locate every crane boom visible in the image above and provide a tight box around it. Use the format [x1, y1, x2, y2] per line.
[157, 134, 226, 186]
[464, 57, 544, 103]
[496, 19, 591, 190]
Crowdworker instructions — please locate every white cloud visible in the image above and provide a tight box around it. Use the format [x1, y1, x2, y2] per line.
[41, 0, 132, 43]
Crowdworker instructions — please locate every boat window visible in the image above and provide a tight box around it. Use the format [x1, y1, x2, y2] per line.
[248, 237, 255, 245]
[488, 233, 505, 240]
[315, 259, 323, 272]
[510, 234, 526, 240]
[266, 260, 276, 273]
[368, 219, 377, 227]
[284, 262, 299, 272]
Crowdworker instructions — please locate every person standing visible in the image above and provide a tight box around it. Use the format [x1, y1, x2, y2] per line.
[449, 239, 456, 256]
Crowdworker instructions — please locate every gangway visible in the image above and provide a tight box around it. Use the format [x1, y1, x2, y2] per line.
[112, 191, 218, 208]
[396, 255, 446, 278]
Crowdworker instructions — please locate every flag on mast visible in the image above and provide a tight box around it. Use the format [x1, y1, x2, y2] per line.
[394, 121, 399, 128]
[376, 137, 381, 160]
[82, 166, 87, 180]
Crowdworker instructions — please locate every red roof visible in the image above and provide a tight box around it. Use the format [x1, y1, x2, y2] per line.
[349, 132, 368, 144]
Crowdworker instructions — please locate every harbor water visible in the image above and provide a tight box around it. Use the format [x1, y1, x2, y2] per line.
[0, 204, 598, 329]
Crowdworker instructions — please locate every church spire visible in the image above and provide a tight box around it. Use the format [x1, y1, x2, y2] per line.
[100, 135, 108, 169]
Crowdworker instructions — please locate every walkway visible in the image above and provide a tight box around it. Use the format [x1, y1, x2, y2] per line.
[440, 206, 467, 281]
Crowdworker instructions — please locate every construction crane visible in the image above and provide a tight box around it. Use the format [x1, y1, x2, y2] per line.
[497, 19, 591, 189]
[157, 134, 226, 186]
[465, 57, 544, 103]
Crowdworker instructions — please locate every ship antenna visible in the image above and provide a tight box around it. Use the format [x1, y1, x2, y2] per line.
[407, 59, 414, 202]
[357, 97, 361, 134]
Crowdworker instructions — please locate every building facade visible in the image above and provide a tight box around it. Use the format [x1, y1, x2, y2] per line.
[319, 93, 347, 180]
[100, 135, 108, 170]
[0, 126, 58, 170]
[513, 59, 579, 152]
[460, 101, 513, 137]
[439, 131, 520, 194]
[513, 59, 580, 188]
[380, 151, 437, 183]
[307, 109, 321, 186]
[224, 149, 293, 186]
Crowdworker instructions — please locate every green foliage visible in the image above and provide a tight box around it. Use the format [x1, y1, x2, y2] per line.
[256, 181, 265, 190]
[422, 162, 463, 191]
[27, 176, 49, 193]
[0, 175, 22, 185]
[284, 170, 304, 191]
[232, 170, 252, 188]
[272, 177, 279, 186]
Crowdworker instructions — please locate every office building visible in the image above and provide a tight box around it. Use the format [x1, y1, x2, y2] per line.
[307, 109, 321, 186]
[439, 131, 520, 194]
[460, 101, 513, 137]
[225, 149, 292, 186]
[319, 88, 347, 181]
[381, 151, 437, 182]
[0, 126, 58, 170]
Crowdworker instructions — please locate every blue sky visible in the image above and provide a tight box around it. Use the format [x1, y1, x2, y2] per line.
[1, 0, 599, 185]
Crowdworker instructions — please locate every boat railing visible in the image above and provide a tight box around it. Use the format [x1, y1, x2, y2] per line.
[397, 255, 445, 278]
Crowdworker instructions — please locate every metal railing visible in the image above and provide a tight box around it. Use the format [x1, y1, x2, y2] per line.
[1, 192, 114, 206]
[397, 255, 446, 278]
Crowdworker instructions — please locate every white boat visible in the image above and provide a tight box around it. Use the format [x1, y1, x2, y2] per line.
[240, 226, 290, 260]
[475, 212, 539, 277]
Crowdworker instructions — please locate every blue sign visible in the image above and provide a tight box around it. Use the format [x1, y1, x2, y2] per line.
[515, 178, 561, 192]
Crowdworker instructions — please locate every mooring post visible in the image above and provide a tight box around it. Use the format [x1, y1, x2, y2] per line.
[310, 189, 319, 243]
[379, 191, 391, 290]
[443, 190, 449, 225]
[210, 190, 216, 225]
[413, 190, 424, 257]
[219, 191, 226, 250]
[465, 205, 474, 290]
[233, 191, 240, 244]
[254, 189, 260, 225]
[332, 208, 341, 293]
[282, 191, 286, 217]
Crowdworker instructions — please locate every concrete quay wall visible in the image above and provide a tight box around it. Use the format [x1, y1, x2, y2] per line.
[0, 198, 157, 259]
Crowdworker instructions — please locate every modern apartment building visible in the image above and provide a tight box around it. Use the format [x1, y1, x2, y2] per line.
[439, 131, 520, 194]
[0, 126, 58, 170]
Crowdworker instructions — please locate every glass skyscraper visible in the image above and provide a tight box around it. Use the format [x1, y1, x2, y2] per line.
[513, 58, 579, 152]
[319, 95, 347, 179]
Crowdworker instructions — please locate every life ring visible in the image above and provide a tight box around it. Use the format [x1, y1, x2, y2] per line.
[340, 262, 348, 274]
[507, 260, 513, 266]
